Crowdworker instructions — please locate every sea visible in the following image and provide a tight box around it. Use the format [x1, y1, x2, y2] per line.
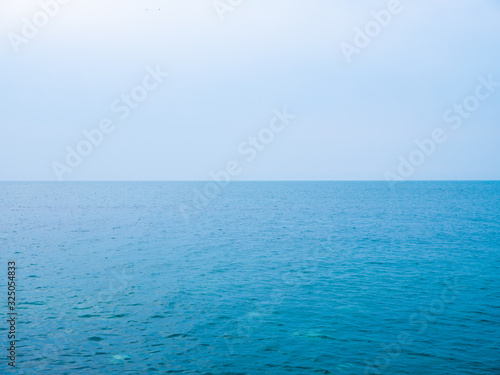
[1, 181, 499, 374]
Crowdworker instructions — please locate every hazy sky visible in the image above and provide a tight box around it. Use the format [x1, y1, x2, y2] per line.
[1, 0, 499, 181]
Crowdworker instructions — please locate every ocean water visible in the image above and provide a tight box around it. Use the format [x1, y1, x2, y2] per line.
[1, 181, 499, 375]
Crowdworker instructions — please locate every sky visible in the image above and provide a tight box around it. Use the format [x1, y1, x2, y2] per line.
[0, 0, 499, 181]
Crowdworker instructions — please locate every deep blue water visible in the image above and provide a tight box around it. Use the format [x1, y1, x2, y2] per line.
[1, 182, 499, 374]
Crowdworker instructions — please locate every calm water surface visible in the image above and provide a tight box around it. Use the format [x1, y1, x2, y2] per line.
[1, 182, 499, 374]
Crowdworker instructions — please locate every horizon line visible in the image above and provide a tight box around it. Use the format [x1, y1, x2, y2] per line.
[1, 180, 499, 183]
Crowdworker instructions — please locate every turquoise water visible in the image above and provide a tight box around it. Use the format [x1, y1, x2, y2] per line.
[1, 182, 499, 374]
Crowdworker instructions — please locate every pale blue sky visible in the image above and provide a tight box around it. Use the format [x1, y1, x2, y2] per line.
[0, 0, 499, 180]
